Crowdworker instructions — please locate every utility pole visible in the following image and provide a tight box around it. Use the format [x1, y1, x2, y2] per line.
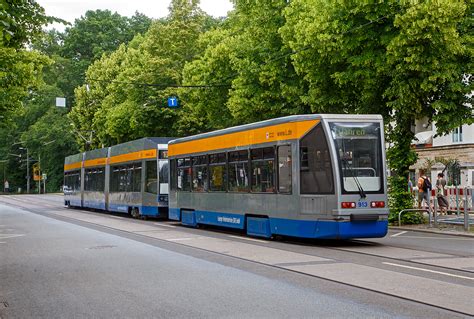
[20, 147, 30, 194]
[38, 153, 41, 194]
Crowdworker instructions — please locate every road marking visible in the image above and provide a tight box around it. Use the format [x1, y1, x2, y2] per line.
[167, 237, 196, 241]
[0, 234, 25, 239]
[395, 235, 473, 241]
[383, 262, 474, 281]
[390, 231, 407, 237]
[154, 223, 176, 228]
[109, 216, 124, 219]
[228, 235, 270, 243]
[0, 242, 6, 244]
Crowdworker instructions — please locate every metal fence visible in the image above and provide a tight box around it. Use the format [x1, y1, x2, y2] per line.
[413, 186, 473, 213]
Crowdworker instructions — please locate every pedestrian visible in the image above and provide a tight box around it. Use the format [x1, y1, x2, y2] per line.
[436, 173, 448, 215]
[4, 180, 9, 193]
[417, 170, 431, 209]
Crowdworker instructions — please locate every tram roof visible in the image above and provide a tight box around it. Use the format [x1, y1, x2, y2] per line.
[109, 137, 174, 157]
[169, 114, 382, 145]
[65, 152, 83, 165]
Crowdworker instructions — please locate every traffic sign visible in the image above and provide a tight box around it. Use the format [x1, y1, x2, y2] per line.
[168, 97, 178, 108]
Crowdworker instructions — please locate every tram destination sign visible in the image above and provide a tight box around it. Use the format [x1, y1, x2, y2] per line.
[334, 127, 367, 137]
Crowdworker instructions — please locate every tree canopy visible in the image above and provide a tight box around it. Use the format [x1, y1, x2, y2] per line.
[1, 0, 472, 215]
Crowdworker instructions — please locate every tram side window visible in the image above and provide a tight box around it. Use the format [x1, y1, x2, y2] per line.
[132, 163, 142, 192]
[177, 158, 191, 191]
[209, 153, 227, 192]
[170, 159, 177, 191]
[300, 124, 334, 194]
[278, 145, 292, 193]
[192, 155, 208, 192]
[228, 150, 249, 192]
[251, 147, 275, 193]
[84, 168, 105, 191]
[64, 171, 80, 192]
[110, 163, 141, 192]
[146, 160, 158, 194]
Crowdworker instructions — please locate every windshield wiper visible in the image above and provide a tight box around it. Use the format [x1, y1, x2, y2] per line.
[342, 158, 366, 199]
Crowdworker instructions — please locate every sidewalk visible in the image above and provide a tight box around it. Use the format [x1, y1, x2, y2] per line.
[390, 223, 474, 238]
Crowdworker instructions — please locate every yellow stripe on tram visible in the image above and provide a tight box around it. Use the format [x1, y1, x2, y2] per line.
[64, 162, 82, 171]
[169, 119, 319, 157]
[83, 158, 107, 168]
[108, 149, 157, 165]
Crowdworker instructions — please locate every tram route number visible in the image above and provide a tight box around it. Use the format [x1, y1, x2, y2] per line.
[357, 201, 368, 208]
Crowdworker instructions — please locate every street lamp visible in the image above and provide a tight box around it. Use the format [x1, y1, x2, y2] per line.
[0, 160, 7, 192]
[38, 140, 56, 194]
[18, 147, 30, 194]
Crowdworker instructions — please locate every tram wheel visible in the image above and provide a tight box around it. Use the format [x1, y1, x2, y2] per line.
[130, 207, 140, 219]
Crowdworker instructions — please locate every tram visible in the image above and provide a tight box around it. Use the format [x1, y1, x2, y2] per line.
[168, 114, 388, 239]
[64, 137, 173, 218]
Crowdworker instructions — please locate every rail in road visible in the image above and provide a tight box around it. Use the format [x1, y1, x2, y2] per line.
[1, 194, 473, 317]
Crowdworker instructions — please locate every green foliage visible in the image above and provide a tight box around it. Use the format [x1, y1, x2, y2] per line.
[282, 0, 472, 219]
[54, 10, 153, 105]
[0, 0, 56, 123]
[71, 0, 218, 147]
[387, 175, 424, 225]
[0, 0, 62, 48]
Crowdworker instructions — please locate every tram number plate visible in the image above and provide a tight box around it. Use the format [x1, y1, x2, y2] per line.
[358, 201, 368, 208]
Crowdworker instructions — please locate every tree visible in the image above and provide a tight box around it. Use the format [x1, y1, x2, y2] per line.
[0, 0, 57, 123]
[281, 0, 472, 217]
[71, 0, 218, 147]
[178, 0, 309, 134]
[59, 10, 152, 105]
[0, 0, 60, 48]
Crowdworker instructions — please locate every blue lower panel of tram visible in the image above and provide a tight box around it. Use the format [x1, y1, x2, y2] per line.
[169, 208, 388, 239]
[83, 200, 106, 210]
[107, 204, 163, 217]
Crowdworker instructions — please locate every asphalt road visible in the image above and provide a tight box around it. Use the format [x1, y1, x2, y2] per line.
[1, 194, 473, 318]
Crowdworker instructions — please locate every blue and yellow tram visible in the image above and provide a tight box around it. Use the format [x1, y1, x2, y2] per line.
[168, 114, 388, 239]
[64, 137, 173, 218]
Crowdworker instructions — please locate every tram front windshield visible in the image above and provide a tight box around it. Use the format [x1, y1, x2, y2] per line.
[329, 122, 383, 194]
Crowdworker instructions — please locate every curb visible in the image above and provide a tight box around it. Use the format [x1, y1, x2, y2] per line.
[389, 226, 474, 238]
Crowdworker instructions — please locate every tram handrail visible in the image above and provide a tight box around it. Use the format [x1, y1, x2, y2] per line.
[398, 208, 430, 226]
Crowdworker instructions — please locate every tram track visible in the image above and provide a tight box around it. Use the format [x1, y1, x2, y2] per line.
[2, 194, 473, 278]
[1, 197, 473, 316]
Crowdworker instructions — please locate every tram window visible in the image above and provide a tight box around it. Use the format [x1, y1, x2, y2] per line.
[96, 169, 104, 191]
[210, 153, 226, 164]
[209, 152, 227, 192]
[132, 164, 142, 192]
[146, 160, 158, 194]
[159, 150, 168, 159]
[85, 168, 104, 192]
[251, 147, 275, 193]
[278, 145, 292, 193]
[170, 159, 177, 191]
[228, 150, 249, 192]
[177, 158, 191, 191]
[229, 150, 248, 162]
[192, 155, 208, 192]
[300, 125, 334, 194]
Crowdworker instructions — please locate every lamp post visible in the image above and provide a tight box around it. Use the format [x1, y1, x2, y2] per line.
[0, 160, 6, 192]
[19, 147, 30, 194]
[38, 140, 55, 194]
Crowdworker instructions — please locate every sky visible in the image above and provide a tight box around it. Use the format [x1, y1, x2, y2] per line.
[37, 0, 234, 31]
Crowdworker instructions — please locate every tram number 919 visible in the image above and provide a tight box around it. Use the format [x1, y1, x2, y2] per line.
[358, 201, 368, 208]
